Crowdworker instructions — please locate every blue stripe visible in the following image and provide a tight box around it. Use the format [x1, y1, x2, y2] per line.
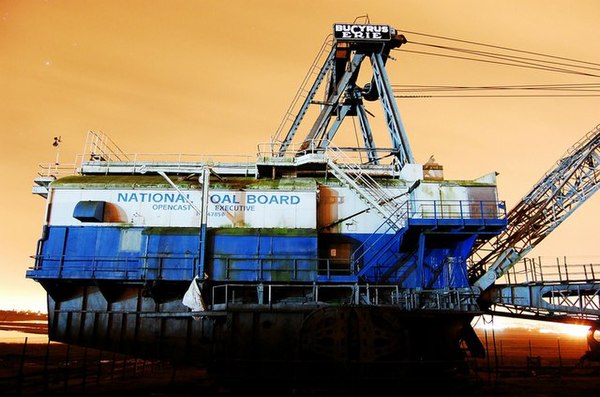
[30, 226, 474, 287]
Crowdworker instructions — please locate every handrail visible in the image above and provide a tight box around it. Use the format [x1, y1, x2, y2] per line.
[257, 138, 401, 166]
[210, 282, 479, 311]
[28, 253, 354, 281]
[499, 256, 600, 285]
[83, 130, 130, 162]
[351, 200, 506, 277]
[37, 152, 258, 178]
[36, 162, 78, 178]
[325, 144, 404, 235]
[406, 200, 506, 220]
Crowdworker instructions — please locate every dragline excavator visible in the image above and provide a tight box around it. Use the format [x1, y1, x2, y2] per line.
[25, 20, 600, 387]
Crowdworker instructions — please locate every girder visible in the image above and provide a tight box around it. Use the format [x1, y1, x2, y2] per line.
[298, 53, 366, 152]
[370, 53, 414, 166]
[487, 282, 600, 321]
[276, 42, 336, 156]
[355, 102, 378, 163]
[477, 257, 600, 326]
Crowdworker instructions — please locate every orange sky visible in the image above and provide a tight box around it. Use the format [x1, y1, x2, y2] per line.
[1, 0, 599, 313]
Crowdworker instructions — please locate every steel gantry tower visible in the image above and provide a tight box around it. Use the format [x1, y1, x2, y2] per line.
[273, 23, 414, 168]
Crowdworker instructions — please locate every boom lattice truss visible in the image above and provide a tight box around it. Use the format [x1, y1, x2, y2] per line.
[468, 124, 600, 292]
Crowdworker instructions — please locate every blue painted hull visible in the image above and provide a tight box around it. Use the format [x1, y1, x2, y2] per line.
[31, 225, 479, 288]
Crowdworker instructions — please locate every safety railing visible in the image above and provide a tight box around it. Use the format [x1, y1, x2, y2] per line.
[36, 130, 258, 178]
[77, 151, 257, 177]
[349, 200, 506, 230]
[191, 255, 354, 282]
[28, 254, 480, 311]
[83, 130, 130, 162]
[36, 162, 79, 178]
[210, 282, 479, 311]
[37, 151, 258, 178]
[499, 256, 600, 285]
[325, 145, 399, 202]
[78, 151, 256, 168]
[27, 254, 198, 281]
[256, 139, 323, 160]
[351, 199, 506, 278]
[406, 200, 507, 220]
[256, 139, 400, 166]
[27, 254, 355, 282]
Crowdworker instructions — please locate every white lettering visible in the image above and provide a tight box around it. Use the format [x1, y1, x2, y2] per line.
[333, 24, 391, 41]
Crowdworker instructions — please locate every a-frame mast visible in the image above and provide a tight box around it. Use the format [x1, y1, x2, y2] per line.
[275, 23, 414, 168]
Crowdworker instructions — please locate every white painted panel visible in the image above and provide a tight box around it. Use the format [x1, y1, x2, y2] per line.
[410, 182, 441, 218]
[318, 186, 408, 234]
[49, 189, 202, 227]
[49, 188, 317, 228]
[206, 191, 316, 228]
[439, 185, 469, 218]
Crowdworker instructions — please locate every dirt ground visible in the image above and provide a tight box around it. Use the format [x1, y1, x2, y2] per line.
[0, 326, 599, 396]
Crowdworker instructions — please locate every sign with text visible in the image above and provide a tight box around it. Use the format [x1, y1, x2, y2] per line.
[333, 24, 392, 41]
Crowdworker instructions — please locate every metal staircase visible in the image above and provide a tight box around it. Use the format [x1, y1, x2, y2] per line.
[326, 157, 404, 232]
[324, 146, 412, 281]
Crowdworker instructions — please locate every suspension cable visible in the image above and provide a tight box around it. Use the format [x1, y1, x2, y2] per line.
[386, 29, 600, 98]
